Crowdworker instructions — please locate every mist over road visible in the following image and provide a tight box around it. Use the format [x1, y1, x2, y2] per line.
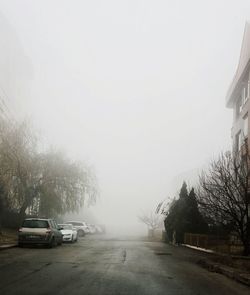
[0, 235, 249, 295]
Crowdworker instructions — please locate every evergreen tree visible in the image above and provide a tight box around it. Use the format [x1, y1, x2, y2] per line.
[164, 183, 208, 244]
[186, 187, 208, 234]
[179, 181, 188, 199]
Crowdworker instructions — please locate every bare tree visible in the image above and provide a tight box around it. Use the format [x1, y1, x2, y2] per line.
[138, 211, 163, 237]
[0, 118, 18, 228]
[36, 150, 98, 217]
[197, 149, 250, 255]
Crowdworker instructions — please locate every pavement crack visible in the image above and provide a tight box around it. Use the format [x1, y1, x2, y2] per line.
[155, 252, 172, 256]
[122, 249, 127, 263]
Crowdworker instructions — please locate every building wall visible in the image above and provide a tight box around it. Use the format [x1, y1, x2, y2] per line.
[231, 66, 250, 152]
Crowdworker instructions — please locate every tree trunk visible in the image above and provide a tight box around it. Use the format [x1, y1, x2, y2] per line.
[0, 207, 3, 234]
[19, 201, 29, 224]
[19, 191, 35, 223]
[242, 238, 250, 256]
[148, 229, 154, 239]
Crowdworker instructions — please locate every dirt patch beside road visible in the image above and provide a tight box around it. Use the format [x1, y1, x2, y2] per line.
[207, 254, 250, 273]
[0, 228, 17, 246]
[194, 250, 250, 286]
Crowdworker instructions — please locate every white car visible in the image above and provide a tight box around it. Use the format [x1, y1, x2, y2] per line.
[65, 221, 90, 237]
[58, 224, 78, 242]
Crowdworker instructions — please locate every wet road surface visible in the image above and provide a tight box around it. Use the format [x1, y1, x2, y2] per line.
[0, 235, 249, 295]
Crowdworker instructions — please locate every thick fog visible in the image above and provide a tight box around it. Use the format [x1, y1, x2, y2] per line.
[0, 0, 249, 234]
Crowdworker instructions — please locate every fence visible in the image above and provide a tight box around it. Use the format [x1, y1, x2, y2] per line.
[184, 233, 243, 255]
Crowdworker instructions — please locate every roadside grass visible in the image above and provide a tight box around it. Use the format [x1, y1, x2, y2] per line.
[183, 241, 250, 273]
[205, 254, 250, 273]
[0, 228, 18, 245]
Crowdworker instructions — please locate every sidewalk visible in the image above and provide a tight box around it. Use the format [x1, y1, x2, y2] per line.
[182, 244, 250, 287]
[0, 243, 17, 250]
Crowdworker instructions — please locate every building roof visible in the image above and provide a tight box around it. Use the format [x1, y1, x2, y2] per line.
[226, 22, 250, 108]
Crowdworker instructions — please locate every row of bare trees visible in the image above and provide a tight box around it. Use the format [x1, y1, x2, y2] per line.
[0, 118, 98, 229]
[156, 144, 250, 255]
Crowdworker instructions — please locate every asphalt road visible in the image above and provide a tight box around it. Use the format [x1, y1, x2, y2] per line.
[0, 235, 249, 295]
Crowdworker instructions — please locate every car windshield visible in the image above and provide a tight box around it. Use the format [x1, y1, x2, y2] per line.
[22, 220, 49, 228]
[67, 222, 83, 226]
[59, 224, 72, 230]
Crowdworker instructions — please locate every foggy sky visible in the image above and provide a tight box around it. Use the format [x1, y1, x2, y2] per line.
[0, 0, 249, 234]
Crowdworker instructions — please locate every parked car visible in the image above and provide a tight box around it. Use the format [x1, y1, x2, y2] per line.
[58, 224, 78, 242]
[95, 224, 106, 234]
[87, 224, 97, 234]
[94, 225, 103, 234]
[18, 218, 63, 248]
[65, 221, 90, 237]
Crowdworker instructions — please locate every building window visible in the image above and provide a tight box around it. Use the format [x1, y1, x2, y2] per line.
[247, 81, 250, 102]
[236, 82, 250, 117]
[242, 83, 249, 105]
[236, 96, 243, 117]
[243, 113, 248, 138]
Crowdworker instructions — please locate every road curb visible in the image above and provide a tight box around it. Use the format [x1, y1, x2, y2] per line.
[0, 244, 17, 251]
[198, 259, 250, 287]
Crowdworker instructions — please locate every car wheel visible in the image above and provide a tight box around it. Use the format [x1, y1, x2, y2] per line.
[48, 237, 56, 248]
[18, 242, 23, 248]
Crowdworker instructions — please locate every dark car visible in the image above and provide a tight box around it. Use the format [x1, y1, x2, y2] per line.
[18, 218, 63, 248]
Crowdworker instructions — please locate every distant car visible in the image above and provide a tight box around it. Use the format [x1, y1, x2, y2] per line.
[65, 221, 90, 237]
[18, 218, 63, 248]
[95, 224, 106, 234]
[87, 224, 97, 234]
[58, 224, 78, 243]
[94, 225, 103, 234]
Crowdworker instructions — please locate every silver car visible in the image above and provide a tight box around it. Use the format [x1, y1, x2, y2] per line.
[65, 221, 90, 237]
[18, 218, 63, 248]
